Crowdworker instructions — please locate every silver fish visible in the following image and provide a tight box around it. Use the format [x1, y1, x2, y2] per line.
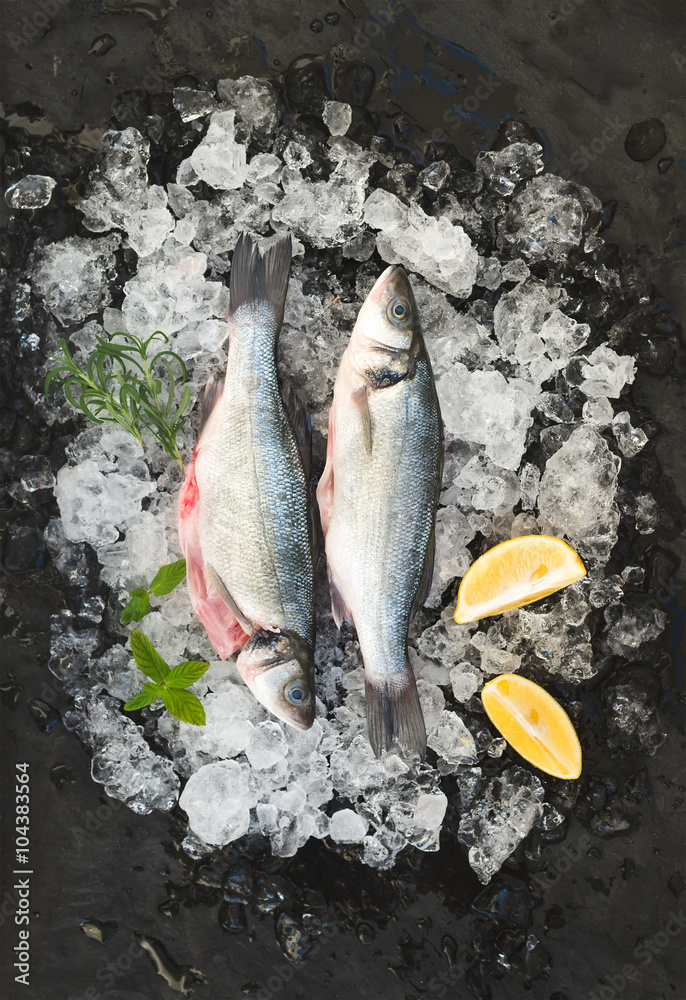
[178, 234, 316, 730]
[317, 265, 443, 758]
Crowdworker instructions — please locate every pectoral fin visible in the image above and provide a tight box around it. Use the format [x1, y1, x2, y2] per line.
[206, 564, 252, 634]
[316, 405, 336, 539]
[351, 384, 372, 453]
[328, 567, 354, 629]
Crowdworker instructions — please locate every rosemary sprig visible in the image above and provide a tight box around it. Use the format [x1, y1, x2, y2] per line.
[45, 331, 191, 470]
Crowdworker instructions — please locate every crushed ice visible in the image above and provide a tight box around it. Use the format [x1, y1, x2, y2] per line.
[31, 75, 666, 881]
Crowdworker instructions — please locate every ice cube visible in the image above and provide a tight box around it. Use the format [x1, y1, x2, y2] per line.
[322, 100, 352, 136]
[425, 505, 474, 607]
[329, 808, 369, 843]
[55, 460, 157, 548]
[91, 740, 180, 814]
[578, 345, 636, 397]
[476, 142, 544, 196]
[245, 721, 288, 769]
[185, 110, 249, 190]
[91, 646, 141, 702]
[458, 766, 545, 883]
[217, 76, 281, 150]
[413, 792, 448, 830]
[582, 396, 614, 428]
[493, 278, 567, 356]
[611, 411, 648, 457]
[498, 174, 602, 261]
[43, 519, 90, 587]
[364, 188, 478, 298]
[519, 463, 541, 510]
[436, 365, 537, 470]
[538, 426, 620, 558]
[179, 760, 256, 845]
[33, 235, 118, 326]
[173, 87, 217, 122]
[427, 711, 478, 767]
[5, 174, 57, 209]
[450, 662, 483, 702]
[418, 160, 450, 193]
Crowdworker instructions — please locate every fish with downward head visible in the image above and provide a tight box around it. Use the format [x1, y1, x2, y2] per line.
[178, 234, 316, 730]
[317, 265, 443, 758]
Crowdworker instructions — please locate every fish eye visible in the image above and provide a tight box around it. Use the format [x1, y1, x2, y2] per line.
[285, 683, 307, 705]
[388, 298, 409, 324]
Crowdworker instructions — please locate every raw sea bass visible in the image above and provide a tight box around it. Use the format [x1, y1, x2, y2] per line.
[317, 266, 443, 758]
[178, 234, 316, 730]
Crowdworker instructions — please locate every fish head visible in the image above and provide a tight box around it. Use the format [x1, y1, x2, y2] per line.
[237, 630, 315, 730]
[354, 264, 420, 354]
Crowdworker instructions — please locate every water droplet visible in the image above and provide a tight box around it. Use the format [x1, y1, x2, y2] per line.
[310, 19, 324, 32]
[158, 899, 179, 918]
[50, 763, 76, 790]
[356, 921, 375, 943]
[29, 699, 61, 733]
[624, 118, 666, 162]
[587, 847, 601, 860]
[325, 12, 340, 24]
[89, 35, 116, 57]
[80, 919, 117, 943]
[219, 901, 247, 934]
[441, 934, 458, 966]
[657, 157, 673, 174]
[0, 680, 21, 710]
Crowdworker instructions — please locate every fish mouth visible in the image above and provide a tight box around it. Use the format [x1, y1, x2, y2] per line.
[368, 264, 402, 302]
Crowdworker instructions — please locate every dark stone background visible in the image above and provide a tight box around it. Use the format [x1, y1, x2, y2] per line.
[1, 2, 684, 999]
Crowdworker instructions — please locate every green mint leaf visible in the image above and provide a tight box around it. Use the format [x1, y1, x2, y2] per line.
[120, 588, 150, 624]
[161, 687, 206, 726]
[130, 629, 170, 683]
[149, 559, 187, 596]
[165, 661, 210, 689]
[124, 683, 162, 711]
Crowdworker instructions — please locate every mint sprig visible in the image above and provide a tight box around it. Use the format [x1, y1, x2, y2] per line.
[121, 559, 186, 624]
[124, 630, 208, 726]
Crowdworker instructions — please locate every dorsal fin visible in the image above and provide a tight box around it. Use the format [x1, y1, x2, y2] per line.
[198, 370, 225, 435]
[281, 382, 312, 481]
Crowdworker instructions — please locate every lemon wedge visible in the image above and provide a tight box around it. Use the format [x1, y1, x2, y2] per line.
[454, 535, 586, 624]
[481, 673, 582, 780]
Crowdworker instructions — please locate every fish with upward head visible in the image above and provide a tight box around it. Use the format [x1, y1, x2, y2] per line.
[178, 234, 316, 731]
[317, 265, 443, 759]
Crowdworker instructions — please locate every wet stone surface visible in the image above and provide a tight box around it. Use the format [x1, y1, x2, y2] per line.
[0, 3, 684, 1000]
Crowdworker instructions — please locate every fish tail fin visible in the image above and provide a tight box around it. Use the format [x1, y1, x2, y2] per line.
[365, 667, 426, 760]
[229, 232, 292, 330]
